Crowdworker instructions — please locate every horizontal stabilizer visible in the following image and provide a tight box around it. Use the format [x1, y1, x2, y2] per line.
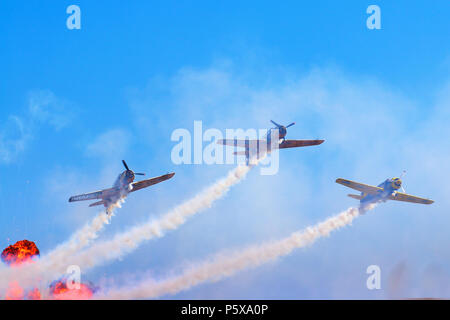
[217, 139, 259, 148]
[348, 194, 363, 200]
[89, 200, 105, 207]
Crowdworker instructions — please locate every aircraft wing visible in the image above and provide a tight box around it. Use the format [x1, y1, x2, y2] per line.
[279, 139, 325, 149]
[216, 139, 260, 148]
[68, 187, 118, 202]
[335, 178, 382, 194]
[130, 172, 175, 193]
[217, 139, 325, 149]
[388, 192, 434, 204]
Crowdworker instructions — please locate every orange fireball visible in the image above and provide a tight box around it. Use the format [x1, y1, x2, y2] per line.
[1, 240, 98, 300]
[5, 281, 24, 300]
[50, 279, 95, 300]
[1, 240, 40, 266]
[2, 240, 41, 300]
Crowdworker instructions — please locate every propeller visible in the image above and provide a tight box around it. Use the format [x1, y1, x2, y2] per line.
[270, 120, 282, 128]
[286, 122, 296, 128]
[122, 160, 146, 176]
[122, 160, 130, 171]
[270, 120, 296, 141]
[400, 170, 406, 193]
[400, 170, 406, 179]
[270, 120, 295, 129]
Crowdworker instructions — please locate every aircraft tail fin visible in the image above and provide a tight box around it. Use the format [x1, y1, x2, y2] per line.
[348, 194, 363, 200]
[89, 200, 105, 207]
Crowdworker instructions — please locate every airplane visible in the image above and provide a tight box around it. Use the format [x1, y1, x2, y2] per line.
[217, 120, 324, 162]
[68, 160, 175, 213]
[336, 172, 434, 209]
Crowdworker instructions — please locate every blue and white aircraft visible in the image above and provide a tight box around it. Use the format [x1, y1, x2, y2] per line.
[69, 160, 174, 211]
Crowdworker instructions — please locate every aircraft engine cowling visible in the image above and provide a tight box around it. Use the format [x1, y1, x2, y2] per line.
[391, 178, 402, 190]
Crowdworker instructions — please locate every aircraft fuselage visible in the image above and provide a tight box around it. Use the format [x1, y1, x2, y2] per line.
[113, 170, 135, 189]
[265, 127, 286, 143]
[360, 177, 402, 205]
[106, 170, 136, 204]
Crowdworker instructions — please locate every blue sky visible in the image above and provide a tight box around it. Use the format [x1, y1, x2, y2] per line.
[1, 1, 449, 298]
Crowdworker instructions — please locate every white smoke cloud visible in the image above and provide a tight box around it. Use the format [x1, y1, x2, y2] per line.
[97, 205, 376, 299]
[0, 116, 31, 164]
[3, 63, 448, 299]
[0, 202, 121, 294]
[121, 64, 449, 298]
[27, 90, 75, 131]
[0, 163, 252, 295]
[69, 164, 252, 273]
[0, 90, 75, 164]
[85, 129, 131, 161]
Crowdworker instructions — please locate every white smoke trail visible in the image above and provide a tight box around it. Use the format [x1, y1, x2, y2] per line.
[69, 164, 252, 273]
[36, 200, 123, 271]
[97, 204, 377, 299]
[0, 162, 253, 296]
[0, 199, 124, 294]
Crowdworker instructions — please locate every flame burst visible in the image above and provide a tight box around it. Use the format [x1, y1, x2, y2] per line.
[49, 279, 95, 300]
[1, 240, 41, 300]
[1, 240, 40, 266]
[2, 240, 97, 300]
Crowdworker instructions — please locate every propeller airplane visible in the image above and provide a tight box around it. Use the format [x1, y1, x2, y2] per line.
[336, 171, 434, 210]
[68, 160, 175, 213]
[217, 120, 324, 163]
